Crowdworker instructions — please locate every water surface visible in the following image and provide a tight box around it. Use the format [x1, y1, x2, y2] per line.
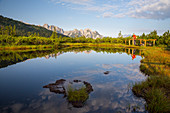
[0, 48, 147, 113]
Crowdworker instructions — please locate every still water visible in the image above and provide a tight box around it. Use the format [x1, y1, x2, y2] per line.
[0, 48, 147, 113]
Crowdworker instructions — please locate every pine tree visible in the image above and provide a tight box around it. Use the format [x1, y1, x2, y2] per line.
[118, 31, 122, 38]
[50, 27, 57, 39]
[34, 32, 37, 37]
[55, 33, 58, 38]
[0, 26, 3, 35]
[37, 33, 40, 37]
[9, 25, 13, 36]
[50, 32, 55, 39]
[27, 32, 31, 37]
[13, 25, 16, 36]
[141, 33, 146, 39]
[5, 26, 9, 35]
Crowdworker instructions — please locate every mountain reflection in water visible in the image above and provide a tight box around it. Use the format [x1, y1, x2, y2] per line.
[0, 47, 147, 113]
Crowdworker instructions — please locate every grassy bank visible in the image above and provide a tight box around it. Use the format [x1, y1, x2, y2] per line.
[0, 43, 139, 50]
[132, 48, 170, 113]
[133, 76, 170, 112]
[62, 43, 139, 48]
[140, 48, 170, 76]
[0, 45, 54, 50]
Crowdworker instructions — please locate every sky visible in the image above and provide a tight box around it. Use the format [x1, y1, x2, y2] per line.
[0, 0, 170, 37]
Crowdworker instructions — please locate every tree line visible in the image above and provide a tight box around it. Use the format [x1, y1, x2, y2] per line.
[138, 30, 170, 46]
[0, 25, 16, 36]
[0, 25, 126, 46]
[0, 25, 169, 46]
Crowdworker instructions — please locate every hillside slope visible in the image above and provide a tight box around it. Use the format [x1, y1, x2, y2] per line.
[0, 15, 66, 38]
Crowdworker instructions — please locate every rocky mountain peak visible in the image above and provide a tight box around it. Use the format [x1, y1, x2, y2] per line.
[43, 24, 49, 28]
[74, 29, 78, 31]
[43, 24, 102, 39]
[43, 24, 64, 34]
[84, 28, 92, 32]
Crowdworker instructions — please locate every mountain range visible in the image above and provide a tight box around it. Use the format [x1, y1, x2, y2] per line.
[0, 15, 103, 39]
[43, 24, 103, 39]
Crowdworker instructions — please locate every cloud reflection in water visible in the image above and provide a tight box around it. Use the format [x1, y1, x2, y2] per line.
[0, 50, 147, 113]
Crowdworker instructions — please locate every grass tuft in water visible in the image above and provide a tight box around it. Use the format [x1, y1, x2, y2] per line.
[145, 88, 169, 113]
[67, 86, 89, 102]
[132, 75, 170, 113]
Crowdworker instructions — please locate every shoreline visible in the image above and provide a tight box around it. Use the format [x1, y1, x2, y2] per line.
[0, 45, 54, 50]
[0, 43, 159, 50]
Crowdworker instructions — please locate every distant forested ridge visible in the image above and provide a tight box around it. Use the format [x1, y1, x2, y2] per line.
[0, 15, 66, 37]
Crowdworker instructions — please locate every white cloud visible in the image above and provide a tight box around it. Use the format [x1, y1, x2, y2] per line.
[96, 15, 100, 18]
[51, 0, 170, 20]
[127, 0, 170, 19]
[84, 4, 117, 12]
[53, 0, 93, 5]
[102, 12, 114, 18]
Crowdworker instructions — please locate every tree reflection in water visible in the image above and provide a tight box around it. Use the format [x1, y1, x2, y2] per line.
[0, 47, 144, 69]
[0, 47, 148, 113]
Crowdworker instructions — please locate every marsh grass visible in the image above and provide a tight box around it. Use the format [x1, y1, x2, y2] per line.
[62, 43, 138, 48]
[140, 64, 170, 76]
[132, 76, 170, 113]
[142, 48, 170, 65]
[133, 47, 170, 113]
[140, 48, 170, 76]
[0, 45, 53, 50]
[67, 86, 89, 102]
[145, 88, 169, 113]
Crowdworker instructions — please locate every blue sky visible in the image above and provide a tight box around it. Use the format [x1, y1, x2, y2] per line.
[0, 0, 170, 37]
